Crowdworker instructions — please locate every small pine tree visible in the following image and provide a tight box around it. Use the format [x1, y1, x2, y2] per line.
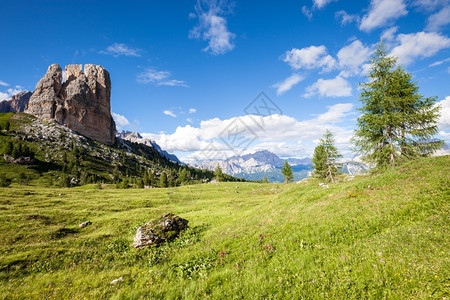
[137, 178, 144, 189]
[214, 164, 224, 182]
[312, 145, 327, 179]
[59, 174, 70, 188]
[159, 172, 168, 188]
[263, 176, 269, 183]
[18, 172, 28, 185]
[4, 141, 13, 155]
[0, 174, 11, 187]
[120, 177, 129, 189]
[178, 168, 189, 184]
[312, 130, 342, 183]
[281, 160, 293, 184]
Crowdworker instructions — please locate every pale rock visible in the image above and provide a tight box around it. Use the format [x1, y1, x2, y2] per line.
[25, 64, 116, 145]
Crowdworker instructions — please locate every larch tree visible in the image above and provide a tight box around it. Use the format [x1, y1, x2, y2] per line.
[281, 160, 293, 184]
[312, 130, 342, 183]
[214, 164, 224, 182]
[352, 42, 442, 170]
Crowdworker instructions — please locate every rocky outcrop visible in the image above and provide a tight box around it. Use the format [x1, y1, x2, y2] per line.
[0, 91, 32, 113]
[25, 64, 116, 145]
[133, 213, 188, 248]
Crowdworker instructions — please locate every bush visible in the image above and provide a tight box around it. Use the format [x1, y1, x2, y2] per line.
[0, 174, 11, 187]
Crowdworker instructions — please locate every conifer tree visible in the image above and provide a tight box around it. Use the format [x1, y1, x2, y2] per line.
[312, 130, 342, 182]
[281, 160, 293, 184]
[353, 42, 442, 170]
[159, 172, 168, 188]
[214, 164, 224, 182]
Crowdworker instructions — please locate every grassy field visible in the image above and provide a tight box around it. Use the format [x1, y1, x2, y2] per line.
[0, 155, 448, 299]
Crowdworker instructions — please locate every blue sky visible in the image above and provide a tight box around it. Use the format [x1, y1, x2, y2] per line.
[1, 0, 449, 162]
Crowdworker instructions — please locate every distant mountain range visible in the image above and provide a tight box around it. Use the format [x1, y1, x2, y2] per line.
[117, 131, 182, 164]
[191, 150, 313, 182]
[189, 149, 404, 182]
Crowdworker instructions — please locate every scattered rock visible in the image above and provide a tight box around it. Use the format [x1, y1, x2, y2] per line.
[110, 277, 123, 284]
[3, 155, 36, 165]
[132, 213, 188, 248]
[79, 221, 92, 228]
[318, 183, 329, 188]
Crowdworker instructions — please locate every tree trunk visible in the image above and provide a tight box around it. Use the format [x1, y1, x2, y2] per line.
[327, 163, 334, 183]
[388, 124, 395, 166]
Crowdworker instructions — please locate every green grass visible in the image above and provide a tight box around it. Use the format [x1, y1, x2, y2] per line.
[0, 156, 448, 299]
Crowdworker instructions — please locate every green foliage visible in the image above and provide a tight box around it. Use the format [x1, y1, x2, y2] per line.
[120, 177, 129, 189]
[312, 130, 342, 182]
[172, 251, 216, 279]
[353, 42, 442, 171]
[0, 174, 11, 187]
[281, 160, 293, 183]
[214, 164, 224, 182]
[0, 113, 220, 187]
[159, 172, 168, 188]
[0, 155, 448, 298]
[59, 173, 70, 188]
[177, 168, 190, 185]
[262, 176, 269, 183]
[4, 141, 13, 155]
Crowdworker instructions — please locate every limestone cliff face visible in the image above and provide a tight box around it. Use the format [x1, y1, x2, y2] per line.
[25, 64, 116, 145]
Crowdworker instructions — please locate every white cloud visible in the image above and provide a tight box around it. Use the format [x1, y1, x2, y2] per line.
[99, 43, 141, 57]
[111, 112, 130, 130]
[413, 0, 450, 11]
[359, 0, 408, 32]
[425, 6, 450, 32]
[429, 57, 450, 67]
[337, 40, 371, 77]
[247, 141, 305, 158]
[313, 0, 336, 9]
[6, 88, 23, 96]
[189, 0, 235, 55]
[302, 6, 313, 20]
[304, 75, 352, 98]
[390, 31, 450, 65]
[0, 80, 9, 87]
[186, 118, 193, 123]
[335, 10, 359, 26]
[0, 92, 9, 101]
[272, 74, 304, 95]
[437, 96, 450, 130]
[314, 103, 354, 123]
[283, 45, 336, 71]
[137, 69, 188, 87]
[189, 108, 197, 114]
[439, 130, 450, 137]
[381, 26, 398, 42]
[163, 110, 177, 118]
[142, 103, 355, 157]
[0, 87, 25, 101]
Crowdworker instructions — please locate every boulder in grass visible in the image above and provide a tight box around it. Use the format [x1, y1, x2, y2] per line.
[132, 213, 188, 248]
[79, 221, 92, 228]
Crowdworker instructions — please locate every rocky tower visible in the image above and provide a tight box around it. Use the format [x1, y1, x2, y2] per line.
[25, 64, 116, 145]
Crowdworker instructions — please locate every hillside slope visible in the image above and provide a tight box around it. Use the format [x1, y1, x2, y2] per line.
[0, 113, 216, 187]
[0, 155, 448, 298]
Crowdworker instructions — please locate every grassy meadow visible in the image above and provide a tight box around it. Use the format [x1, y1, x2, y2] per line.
[0, 155, 449, 299]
